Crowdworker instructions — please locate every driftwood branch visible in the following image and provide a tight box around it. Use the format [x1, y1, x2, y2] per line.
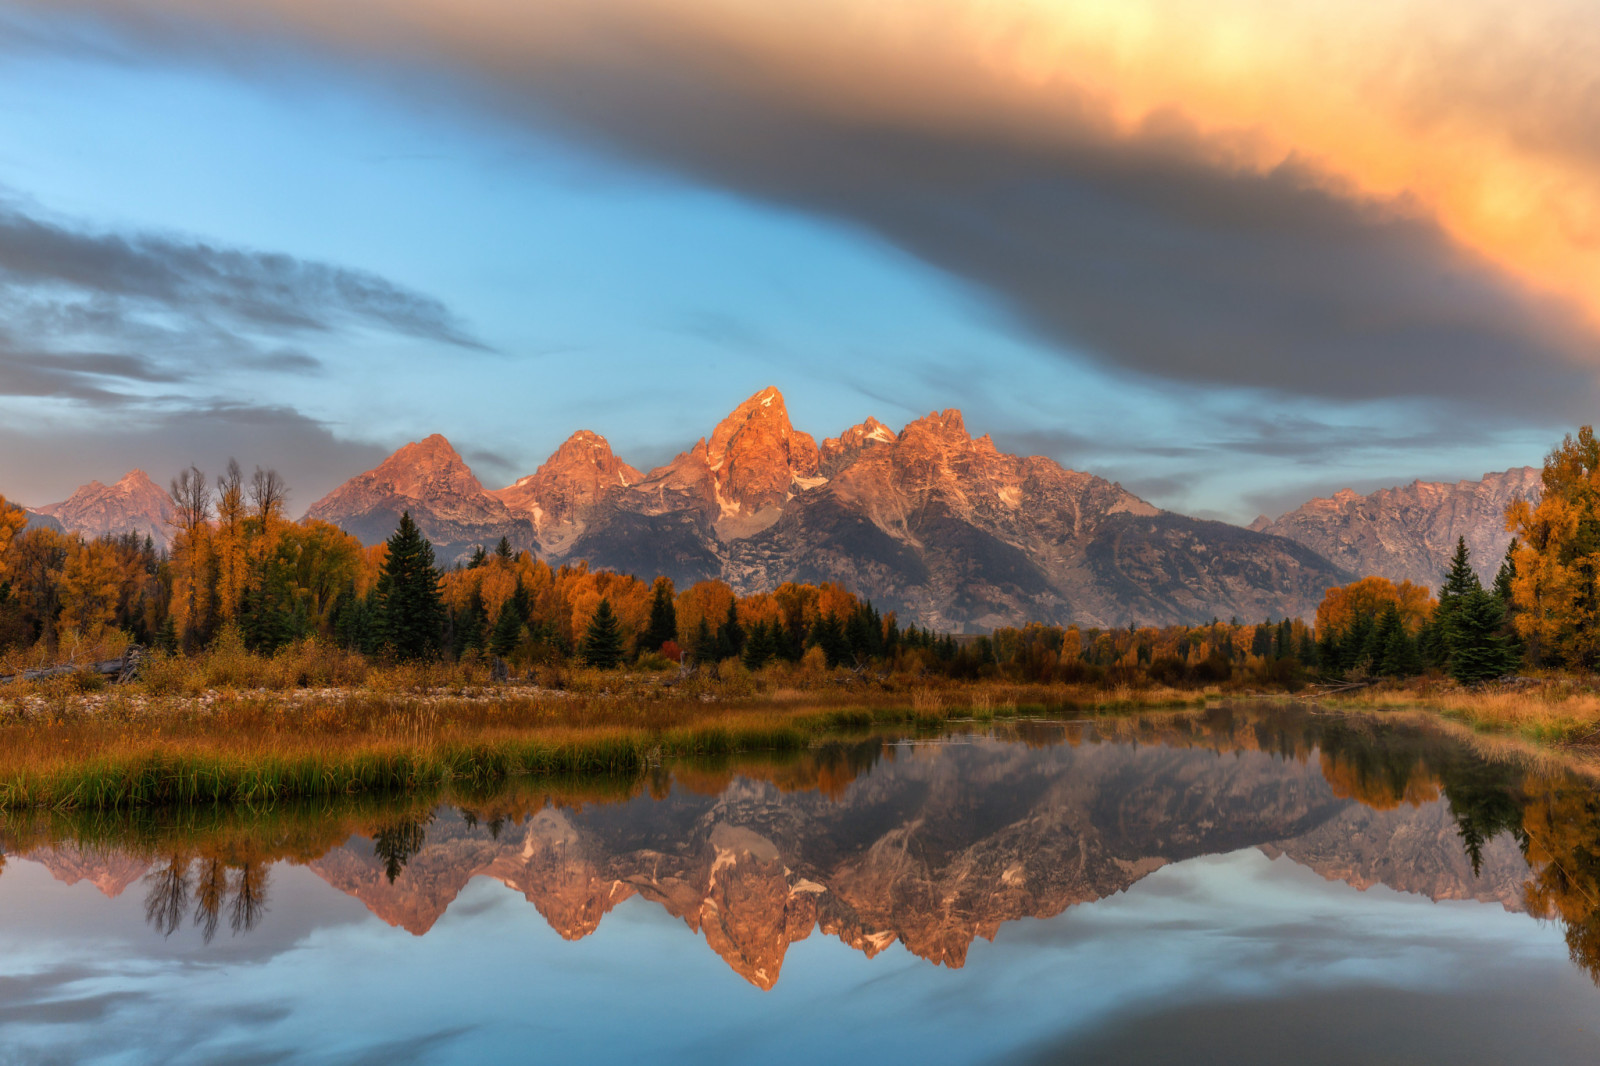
[0, 645, 145, 686]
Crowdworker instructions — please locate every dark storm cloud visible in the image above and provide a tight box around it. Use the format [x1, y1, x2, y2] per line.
[0, 198, 485, 349]
[9, 2, 1594, 419]
[504, 67, 1594, 417]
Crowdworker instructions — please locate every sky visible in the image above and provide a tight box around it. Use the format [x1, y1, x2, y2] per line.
[0, 1, 1595, 522]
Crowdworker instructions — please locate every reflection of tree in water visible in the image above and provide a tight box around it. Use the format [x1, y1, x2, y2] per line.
[1305, 716, 1600, 981]
[144, 853, 190, 938]
[373, 816, 434, 884]
[144, 854, 270, 942]
[1522, 787, 1600, 983]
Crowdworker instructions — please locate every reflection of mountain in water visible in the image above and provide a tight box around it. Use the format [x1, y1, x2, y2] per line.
[0, 708, 1563, 989]
[310, 742, 1529, 988]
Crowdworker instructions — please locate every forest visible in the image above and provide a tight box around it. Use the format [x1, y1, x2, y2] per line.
[7, 424, 1600, 693]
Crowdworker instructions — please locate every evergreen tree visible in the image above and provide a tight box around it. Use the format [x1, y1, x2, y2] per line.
[1277, 618, 1294, 660]
[1374, 603, 1420, 677]
[375, 512, 445, 661]
[742, 619, 775, 669]
[1436, 537, 1481, 644]
[689, 617, 716, 665]
[643, 578, 677, 654]
[1297, 628, 1318, 669]
[240, 549, 307, 654]
[453, 587, 488, 658]
[715, 600, 744, 660]
[331, 584, 378, 654]
[580, 598, 625, 669]
[1494, 539, 1518, 603]
[1251, 622, 1273, 659]
[489, 603, 523, 659]
[809, 612, 850, 668]
[494, 536, 513, 561]
[467, 545, 487, 570]
[1447, 588, 1520, 685]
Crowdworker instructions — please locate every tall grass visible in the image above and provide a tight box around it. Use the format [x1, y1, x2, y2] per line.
[0, 642, 1218, 812]
[1330, 675, 1600, 744]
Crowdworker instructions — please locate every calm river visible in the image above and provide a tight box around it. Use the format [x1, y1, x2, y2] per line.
[3, 704, 1599, 1064]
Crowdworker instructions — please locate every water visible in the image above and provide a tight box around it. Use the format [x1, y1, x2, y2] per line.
[4, 705, 1600, 1064]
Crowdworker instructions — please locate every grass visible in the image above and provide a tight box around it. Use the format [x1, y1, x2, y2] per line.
[0, 652, 1215, 811]
[1324, 674, 1600, 746]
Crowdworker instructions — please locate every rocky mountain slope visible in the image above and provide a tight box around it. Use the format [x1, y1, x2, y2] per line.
[1250, 468, 1541, 589]
[36, 470, 175, 547]
[304, 434, 534, 561]
[725, 408, 1347, 629]
[309, 388, 1349, 626]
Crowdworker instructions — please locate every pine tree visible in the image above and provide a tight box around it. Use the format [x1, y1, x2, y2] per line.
[715, 600, 744, 660]
[467, 545, 487, 570]
[1251, 622, 1273, 659]
[689, 617, 716, 665]
[1448, 588, 1520, 685]
[375, 512, 445, 661]
[494, 536, 513, 561]
[489, 603, 523, 659]
[643, 578, 677, 654]
[742, 619, 774, 669]
[580, 598, 625, 669]
[1374, 603, 1420, 677]
[1494, 539, 1518, 603]
[809, 612, 850, 668]
[453, 587, 489, 658]
[1436, 537, 1481, 637]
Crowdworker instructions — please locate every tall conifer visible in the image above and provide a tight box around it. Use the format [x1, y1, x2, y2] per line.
[581, 598, 625, 669]
[375, 512, 445, 660]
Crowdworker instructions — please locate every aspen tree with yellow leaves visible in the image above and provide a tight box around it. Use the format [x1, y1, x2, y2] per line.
[1507, 426, 1600, 668]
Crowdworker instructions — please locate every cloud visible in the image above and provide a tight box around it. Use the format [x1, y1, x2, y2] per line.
[0, 195, 485, 352]
[11, 0, 1598, 420]
[0, 403, 390, 513]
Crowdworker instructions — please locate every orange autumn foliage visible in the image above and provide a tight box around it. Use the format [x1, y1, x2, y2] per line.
[1315, 576, 1435, 637]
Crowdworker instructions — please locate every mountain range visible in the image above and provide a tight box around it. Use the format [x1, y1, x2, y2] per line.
[13, 388, 1542, 628]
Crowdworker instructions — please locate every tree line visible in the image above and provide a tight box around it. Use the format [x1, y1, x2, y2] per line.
[10, 423, 1600, 684]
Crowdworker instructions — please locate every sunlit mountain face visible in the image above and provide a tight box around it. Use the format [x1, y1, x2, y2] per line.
[3, 701, 1600, 1056]
[1, 0, 1593, 523]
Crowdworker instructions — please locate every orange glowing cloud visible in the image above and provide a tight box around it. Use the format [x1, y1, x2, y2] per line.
[26, 0, 1600, 395]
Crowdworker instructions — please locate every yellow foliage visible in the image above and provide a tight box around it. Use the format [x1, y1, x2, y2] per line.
[1508, 426, 1600, 667]
[58, 538, 137, 634]
[0, 494, 25, 580]
[1315, 576, 1435, 636]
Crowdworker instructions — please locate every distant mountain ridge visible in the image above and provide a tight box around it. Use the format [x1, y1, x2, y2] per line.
[35, 470, 174, 547]
[1250, 468, 1540, 589]
[23, 389, 1542, 628]
[305, 388, 1349, 628]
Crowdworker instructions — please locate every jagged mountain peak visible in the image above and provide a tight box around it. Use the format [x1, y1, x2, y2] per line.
[702, 387, 821, 538]
[821, 416, 897, 471]
[1255, 467, 1541, 587]
[37, 467, 176, 545]
[492, 430, 643, 553]
[307, 434, 532, 561]
[903, 408, 969, 441]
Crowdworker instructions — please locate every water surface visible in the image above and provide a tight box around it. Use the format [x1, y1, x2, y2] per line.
[4, 704, 1600, 1064]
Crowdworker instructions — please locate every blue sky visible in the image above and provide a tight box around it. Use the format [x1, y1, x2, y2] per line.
[0, 2, 1585, 521]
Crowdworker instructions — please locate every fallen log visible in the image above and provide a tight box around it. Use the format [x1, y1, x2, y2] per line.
[0, 645, 145, 686]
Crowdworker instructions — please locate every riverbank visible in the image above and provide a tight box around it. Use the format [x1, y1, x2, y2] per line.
[1323, 675, 1600, 746]
[0, 667, 1210, 810]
